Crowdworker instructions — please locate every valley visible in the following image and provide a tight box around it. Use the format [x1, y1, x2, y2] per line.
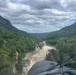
[0, 16, 76, 75]
[22, 41, 56, 75]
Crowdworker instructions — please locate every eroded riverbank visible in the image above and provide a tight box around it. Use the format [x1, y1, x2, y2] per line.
[22, 42, 56, 75]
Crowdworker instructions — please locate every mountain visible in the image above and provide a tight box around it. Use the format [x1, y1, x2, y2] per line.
[30, 32, 49, 36]
[55, 22, 76, 37]
[41, 22, 76, 42]
[0, 16, 37, 75]
[0, 16, 30, 36]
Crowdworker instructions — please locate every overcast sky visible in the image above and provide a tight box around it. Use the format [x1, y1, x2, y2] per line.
[0, 0, 76, 33]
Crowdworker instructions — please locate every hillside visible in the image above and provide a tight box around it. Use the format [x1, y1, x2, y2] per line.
[39, 22, 76, 69]
[0, 16, 37, 75]
[39, 22, 76, 43]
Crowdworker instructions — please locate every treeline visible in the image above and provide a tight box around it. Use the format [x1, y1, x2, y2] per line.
[0, 16, 38, 75]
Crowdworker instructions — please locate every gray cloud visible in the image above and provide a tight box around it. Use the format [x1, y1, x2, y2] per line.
[25, 0, 63, 10]
[0, 0, 7, 8]
[0, 0, 76, 33]
[67, 1, 76, 11]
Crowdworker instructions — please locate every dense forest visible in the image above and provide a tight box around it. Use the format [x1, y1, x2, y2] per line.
[0, 16, 38, 75]
[40, 22, 76, 69]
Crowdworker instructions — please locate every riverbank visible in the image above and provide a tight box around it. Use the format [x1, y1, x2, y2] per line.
[22, 42, 56, 75]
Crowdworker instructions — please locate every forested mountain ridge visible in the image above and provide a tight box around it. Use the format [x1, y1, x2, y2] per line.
[0, 16, 11, 25]
[31, 22, 76, 41]
[55, 22, 76, 37]
[0, 16, 37, 75]
[60, 22, 76, 32]
[42, 22, 76, 41]
[0, 16, 30, 36]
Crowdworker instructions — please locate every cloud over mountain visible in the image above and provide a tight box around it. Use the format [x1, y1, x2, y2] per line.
[0, 0, 76, 33]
